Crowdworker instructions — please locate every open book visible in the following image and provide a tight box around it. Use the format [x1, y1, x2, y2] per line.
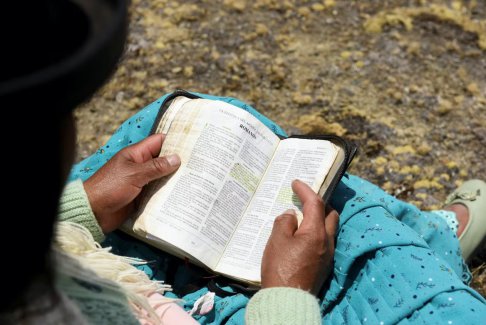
[125, 91, 356, 284]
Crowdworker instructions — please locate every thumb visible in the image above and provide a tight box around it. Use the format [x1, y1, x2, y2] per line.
[135, 154, 181, 185]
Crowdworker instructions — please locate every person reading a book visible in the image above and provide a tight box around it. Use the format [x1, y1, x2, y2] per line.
[5, 61, 485, 324]
[2, 2, 485, 325]
[7, 59, 486, 325]
[64, 92, 486, 324]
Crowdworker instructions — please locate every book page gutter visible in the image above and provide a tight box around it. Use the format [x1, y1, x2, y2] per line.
[215, 138, 338, 282]
[135, 97, 198, 212]
[134, 98, 279, 270]
[156, 96, 191, 134]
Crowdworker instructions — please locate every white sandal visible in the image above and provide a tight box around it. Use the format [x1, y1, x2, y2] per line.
[445, 179, 486, 262]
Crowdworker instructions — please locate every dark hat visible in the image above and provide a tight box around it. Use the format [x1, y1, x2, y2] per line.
[0, 0, 128, 113]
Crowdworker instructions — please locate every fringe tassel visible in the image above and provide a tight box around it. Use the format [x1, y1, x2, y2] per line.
[54, 221, 179, 324]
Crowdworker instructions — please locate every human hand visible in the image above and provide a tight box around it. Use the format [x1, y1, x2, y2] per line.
[84, 134, 181, 233]
[261, 180, 339, 294]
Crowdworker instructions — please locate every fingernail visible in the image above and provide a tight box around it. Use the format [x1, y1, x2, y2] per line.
[166, 154, 181, 167]
[284, 209, 296, 216]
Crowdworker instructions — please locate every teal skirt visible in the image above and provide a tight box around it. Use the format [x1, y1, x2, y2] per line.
[69, 92, 485, 324]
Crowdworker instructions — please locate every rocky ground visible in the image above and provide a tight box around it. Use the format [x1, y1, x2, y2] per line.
[75, 0, 485, 296]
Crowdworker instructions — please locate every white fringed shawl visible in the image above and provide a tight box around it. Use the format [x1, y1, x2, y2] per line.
[54, 221, 178, 324]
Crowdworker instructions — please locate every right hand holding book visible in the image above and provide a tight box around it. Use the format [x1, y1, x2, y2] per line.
[260, 180, 339, 294]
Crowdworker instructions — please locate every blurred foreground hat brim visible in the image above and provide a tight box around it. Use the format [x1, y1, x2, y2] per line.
[0, 0, 129, 113]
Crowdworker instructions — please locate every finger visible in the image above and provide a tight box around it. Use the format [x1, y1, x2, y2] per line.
[133, 154, 181, 186]
[291, 180, 325, 234]
[325, 208, 339, 239]
[324, 208, 339, 252]
[271, 210, 299, 238]
[124, 134, 166, 163]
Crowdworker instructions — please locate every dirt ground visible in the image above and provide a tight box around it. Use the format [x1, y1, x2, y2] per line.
[75, 0, 485, 297]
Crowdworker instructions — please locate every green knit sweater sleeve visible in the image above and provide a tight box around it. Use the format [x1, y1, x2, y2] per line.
[58, 179, 105, 243]
[246, 287, 321, 325]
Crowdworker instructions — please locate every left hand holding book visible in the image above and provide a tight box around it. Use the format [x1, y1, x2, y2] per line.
[84, 134, 181, 233]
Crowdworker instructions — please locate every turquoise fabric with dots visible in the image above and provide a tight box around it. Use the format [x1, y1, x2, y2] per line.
[69, 92, 486, 324]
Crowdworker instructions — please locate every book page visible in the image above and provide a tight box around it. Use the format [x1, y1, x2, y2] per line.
[215, 138, 338, 282]
[133, 98, 280, 269]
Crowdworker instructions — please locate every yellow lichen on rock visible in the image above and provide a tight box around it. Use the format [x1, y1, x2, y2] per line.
[399, 165, 422, 175]
[374, 156, 388, 166]
[183, 66, 194, 77]
[298, 6, 311, 17]
[364, 12, 414, 33]
[375, 166, 385, 176]
[382, 181, 393, 192]
[255, 23, 269, 36]
[413, 179, 443, 190]
[454, 95, 465, 105]
[466, 82, 480, 96]
[417, 144, 432, 155]
[296, 112, 347, 136]
[446, 161, 458, 169]
[168, 4, 205, 23]
[223, 0, 246, 12]
[149, 79, 169, 90]
[311, 3, 325, 12]
[364, 3, 486, 50]
[323, 0, 336, 8]
[291, 92, 313, 105]
[437, 98, 453, 115]
[340, 51, 352, 59]
[388, 160, 400, 171]
[406, 41, 421, 56]
[390, 145, 416, 155]
[415, 192, 428, 200]
[451, 1, 463, 11]
[440, 173, 451, 181]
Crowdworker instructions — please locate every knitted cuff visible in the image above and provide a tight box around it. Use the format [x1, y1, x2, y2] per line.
[57, 179, 105, 243]
[246, 287, 321, 325]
